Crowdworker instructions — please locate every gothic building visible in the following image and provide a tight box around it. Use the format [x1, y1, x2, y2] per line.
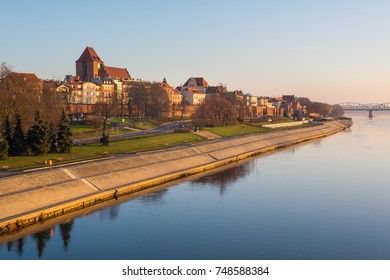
[75, 47, 131, 81]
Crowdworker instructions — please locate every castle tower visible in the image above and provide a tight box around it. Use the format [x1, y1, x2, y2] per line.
[76, 47, 104, 82]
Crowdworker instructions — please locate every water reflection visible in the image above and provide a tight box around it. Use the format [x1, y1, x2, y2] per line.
[59, 221, 74, 251]
[190, 161, 255, 195]
[6, 238, 24, 257]
[138, 188, 169, 204]
[2, 112, 390, 259]
[99, 204, 120, 221]
[32, 228, 53, 258]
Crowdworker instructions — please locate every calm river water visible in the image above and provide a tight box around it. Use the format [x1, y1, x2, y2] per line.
[1, 112, 389, 260]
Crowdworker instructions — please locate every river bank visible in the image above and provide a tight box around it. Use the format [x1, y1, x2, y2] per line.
[0, 120, 351, 236]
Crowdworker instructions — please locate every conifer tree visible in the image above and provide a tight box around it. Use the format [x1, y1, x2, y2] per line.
[0, 135, 8, 160]
[49, 127, 57, 153]
[10, 113, 27, 156]
[27, 111, 51, 155]
[2, 114, 12, 149]
[57, 109, 73, 153]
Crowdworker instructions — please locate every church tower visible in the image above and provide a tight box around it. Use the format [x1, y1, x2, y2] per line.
[76, 47, 104, 82]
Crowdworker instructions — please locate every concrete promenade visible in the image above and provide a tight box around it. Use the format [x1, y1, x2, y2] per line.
[0, 120, 351, 234]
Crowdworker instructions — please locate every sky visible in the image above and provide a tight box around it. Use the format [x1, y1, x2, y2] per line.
[1, 0, 390, 104]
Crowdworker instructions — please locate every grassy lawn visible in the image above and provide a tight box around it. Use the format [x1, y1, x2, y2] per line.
[203, 123, 271, 137]
[124, 119, 165, 130]
[71, 124, 99, 134]
[0, 133, 206, 170]
[248, 117, 296, 126]
[0, 121, 313, 170]
[74, 128, 138, 139]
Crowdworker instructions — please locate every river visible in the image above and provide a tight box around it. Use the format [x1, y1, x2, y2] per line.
[1, 112, 389, 260]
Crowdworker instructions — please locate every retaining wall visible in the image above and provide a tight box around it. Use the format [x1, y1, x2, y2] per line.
[0, 120, 351, 236]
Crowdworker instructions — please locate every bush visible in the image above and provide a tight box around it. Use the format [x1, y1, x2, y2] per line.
[100, 132, 110, 146]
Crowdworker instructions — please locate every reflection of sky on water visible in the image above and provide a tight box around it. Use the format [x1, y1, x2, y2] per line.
[1, 112, 390, 260]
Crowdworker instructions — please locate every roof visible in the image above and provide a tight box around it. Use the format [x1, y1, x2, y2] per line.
[159, 80, 174, 90]
[6, 72, 41, 83]
[102, 66, 131, 80]
[159, 81, 181, 94]
[183, 77, 208, 88]
[182, 87, 204, 94]
[76, 47, 103, 63]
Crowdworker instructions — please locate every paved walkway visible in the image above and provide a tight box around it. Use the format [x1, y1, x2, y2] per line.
[193, 130, 221, 140]
[0, 121, 350, 226]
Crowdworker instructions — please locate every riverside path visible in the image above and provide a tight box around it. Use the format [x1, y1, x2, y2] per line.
[0, 120, 351, 235]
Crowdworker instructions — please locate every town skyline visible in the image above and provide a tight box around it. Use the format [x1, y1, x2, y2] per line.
[1, 0, 389, 104]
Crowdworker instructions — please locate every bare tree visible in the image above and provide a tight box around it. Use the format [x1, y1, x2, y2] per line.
[94, 97, 116, 145]
[194, 94, 237, 127]
[146, 83, 170, 119]
[180, 98, 190, 120]
[128, 84, 149, 119]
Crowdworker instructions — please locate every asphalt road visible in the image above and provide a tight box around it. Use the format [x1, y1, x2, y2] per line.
[73, 121, 190, 145]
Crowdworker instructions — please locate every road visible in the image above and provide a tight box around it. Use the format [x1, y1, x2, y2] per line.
[74, 121, 189, 145]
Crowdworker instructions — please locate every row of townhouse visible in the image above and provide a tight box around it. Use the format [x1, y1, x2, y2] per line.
[2, 46, 307, 119]
[243, 94, 306, 118]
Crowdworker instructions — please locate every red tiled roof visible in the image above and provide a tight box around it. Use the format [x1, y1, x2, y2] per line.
[183, 77, 208, 87]
[182, 87, 203, 94]
[7, 72, 41, 83]
[159, 81, 173, 90]
[102, 66, 131, 80]
[76, 47, 103, 63]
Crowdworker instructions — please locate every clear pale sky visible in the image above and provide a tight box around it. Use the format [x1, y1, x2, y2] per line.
[1, 0, 389, 104]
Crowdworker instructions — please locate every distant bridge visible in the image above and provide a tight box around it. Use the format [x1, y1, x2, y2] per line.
[334, 102, 390, 117]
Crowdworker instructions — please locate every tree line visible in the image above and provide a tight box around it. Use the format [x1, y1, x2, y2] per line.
[0, 109, 73, 160]
[0, 63, 72, 160]
[193, 92, 245, 127]
[127, 82, 170, 119]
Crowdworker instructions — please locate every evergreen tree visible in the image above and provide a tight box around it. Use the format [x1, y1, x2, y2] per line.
[0, 135, 8, 160]
[49, 127, 57, 153]
[27, 111, 51, 155]
[57, 109, 73, 153]
[10, 113, 27, 156]
[2, 114, 12, 148]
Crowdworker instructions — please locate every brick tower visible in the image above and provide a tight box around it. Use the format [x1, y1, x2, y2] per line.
[75, 47, 104, 82]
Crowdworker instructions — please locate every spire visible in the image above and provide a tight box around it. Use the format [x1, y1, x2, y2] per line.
[163, 77, 167, 84]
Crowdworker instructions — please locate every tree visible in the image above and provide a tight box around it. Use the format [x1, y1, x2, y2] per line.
[180, 99, 190, 120]
[0, 134, 8, 160]
[40, 87, 66, 128]
[57, 109, 73, 153]
[49, 127, 57, 153]
[10, 113, 27, 156]
[27, 111, 51, 155]
[128, 83, 149, 119]
[2, 114, 12, 149]
[146, 83, 170, 119]
[94, 97, 115, 146]
[0, 67, 41, 131]
[194, 94, 237, 127]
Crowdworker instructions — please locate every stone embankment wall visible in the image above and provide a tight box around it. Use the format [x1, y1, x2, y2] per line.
[0, 120, 351, 235]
